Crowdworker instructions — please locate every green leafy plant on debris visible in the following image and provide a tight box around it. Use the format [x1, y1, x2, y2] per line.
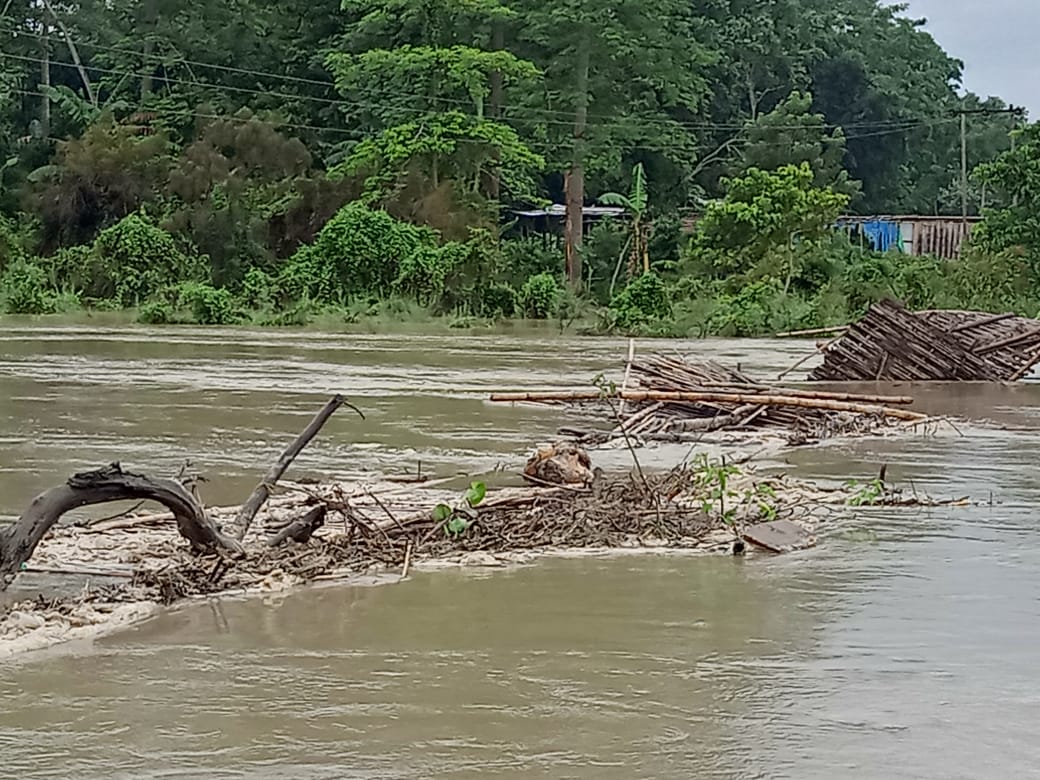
[689, 454, 779, 530]
[431, 481, 487, 536]
[845, 478, 886, 506]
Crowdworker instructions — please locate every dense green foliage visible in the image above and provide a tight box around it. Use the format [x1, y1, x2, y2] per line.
[0, 0, 1034, 333]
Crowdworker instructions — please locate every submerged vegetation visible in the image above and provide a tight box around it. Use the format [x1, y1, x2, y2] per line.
[0, 0, 1036, 335]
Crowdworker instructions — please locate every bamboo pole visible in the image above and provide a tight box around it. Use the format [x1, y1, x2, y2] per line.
[618, 338, 636, 416]
[774, 325, 849, 338]
[503, 387, 915, 406]
[776, 334, 843, 382]
[490, 391, 925, 420]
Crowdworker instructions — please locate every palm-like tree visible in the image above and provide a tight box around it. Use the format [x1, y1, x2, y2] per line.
[599, 162, 650, 296]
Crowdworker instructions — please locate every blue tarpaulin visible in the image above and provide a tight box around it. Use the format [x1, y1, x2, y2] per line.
[860, 219, 901, 252]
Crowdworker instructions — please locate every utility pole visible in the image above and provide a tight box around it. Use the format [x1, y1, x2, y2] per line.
[960, 111, 967, 226]
[954, 104, 1026, 225]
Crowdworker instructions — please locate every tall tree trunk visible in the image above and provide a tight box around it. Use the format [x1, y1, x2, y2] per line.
[40, 0, 96, 106]
[39, 35, 50, 138]
[565, 34, 591, 290]
[487, 21, 505, 202]
[140, 0, 156, 97]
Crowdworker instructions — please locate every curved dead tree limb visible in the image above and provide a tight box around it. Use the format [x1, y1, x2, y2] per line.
[230, 395, 363, 542]
[0, 463, 242, 591]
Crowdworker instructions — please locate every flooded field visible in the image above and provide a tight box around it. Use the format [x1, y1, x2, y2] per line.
[2, 324, 1040, 778]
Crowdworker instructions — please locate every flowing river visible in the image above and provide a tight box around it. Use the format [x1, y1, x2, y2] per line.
[2, 323, 1040, 779]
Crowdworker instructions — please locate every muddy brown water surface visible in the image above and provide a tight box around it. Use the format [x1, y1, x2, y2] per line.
[2, 324, 1040, 779]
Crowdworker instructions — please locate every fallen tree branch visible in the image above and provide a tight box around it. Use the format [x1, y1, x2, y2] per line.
[230, 395, 362, 541]
[0, 463, 241, 591]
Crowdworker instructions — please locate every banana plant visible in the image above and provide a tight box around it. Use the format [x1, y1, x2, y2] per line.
[599, 162, 650, 296]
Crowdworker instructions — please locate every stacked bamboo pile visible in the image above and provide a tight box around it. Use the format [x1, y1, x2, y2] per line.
[491, 352, 925, 445]
[615, 354, 920, 442]
[811, 299, 1040, 382]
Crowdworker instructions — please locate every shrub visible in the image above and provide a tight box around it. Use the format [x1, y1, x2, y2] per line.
[175, 282, 239, 325]
[478, 283, 518, 318]
[0, 215, 26, 273]
[92, 213, 206, 305]
[609, 272, 671, 330]
[239, 266, 275, 310]
[38, 245, 94, 294]
[138, 300, 173, 324]
[394, 244, 456, 307]
[519, 272, 561, 318]
[710, 278, 787, 336]
[501, 236, 563, 285]
[1, 260, 54, 314]
[282, 202, 435, 303]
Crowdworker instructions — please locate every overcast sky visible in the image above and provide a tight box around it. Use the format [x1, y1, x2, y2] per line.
[903, 0, 1038, 117]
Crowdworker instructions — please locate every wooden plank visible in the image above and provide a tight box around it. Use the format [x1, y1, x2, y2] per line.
[742, 520, 817, 554]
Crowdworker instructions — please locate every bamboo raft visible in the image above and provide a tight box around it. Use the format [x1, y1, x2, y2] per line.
[810, 299, 1040, 382]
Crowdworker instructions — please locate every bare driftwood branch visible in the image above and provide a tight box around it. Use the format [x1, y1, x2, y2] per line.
[231, 395, 362, 541]
[0, 463, 241, 590]
[267, 505, 326, 547]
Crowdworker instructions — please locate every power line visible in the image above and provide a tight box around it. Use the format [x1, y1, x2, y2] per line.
[6, 85, 959, 159]
[5, 87, 368, 139]
[0, 24, 965, 135]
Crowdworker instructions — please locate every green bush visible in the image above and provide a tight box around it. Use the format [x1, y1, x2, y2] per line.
[238, 266, 275, 310]
[281, 202, 435, 304]
[478, 283, 518, 318]
[394, 244, 456, 307]
[92, 213, 207, 305]
[175, 282, 240, 325]
[0, 215, 26, 273]
[580, 221, 628, 302]
[1, 260, 54, 314]
[519, 272, 561, 318]
[138, 299, 173, 324]
[38, 245, 94, 294]
[609, 272, 671, 330]
[719, 279, 796, 336]
[501, 236, 563, 285]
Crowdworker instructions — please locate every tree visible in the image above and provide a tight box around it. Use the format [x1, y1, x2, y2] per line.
[972, 123, 1040, 268]
[163, 109, 316, 285]
[599, 161, 649, 292]
[689, 162, 850, 282]
[28, 115, 172, 248]
[516, 0, 712, 288]
[808, 1, 963, 212]
[738, 91, 861, 199]
[327, 0, 543, 230]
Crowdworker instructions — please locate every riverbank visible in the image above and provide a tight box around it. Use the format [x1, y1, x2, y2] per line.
[0, 308, 603, 336]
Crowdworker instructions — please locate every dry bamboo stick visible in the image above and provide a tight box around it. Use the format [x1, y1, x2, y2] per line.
[490, 391, 926, 420]
[774, 325, 850, 338]
[976, 326, 1040, 355]
[777, 336, 841, 381]
[614, 401, 663, 433]
[501, 387, 916, 407]
[1008, 347, 1040, 382]
[618, 338, 636, 416]
[949, 312, 1015, 334]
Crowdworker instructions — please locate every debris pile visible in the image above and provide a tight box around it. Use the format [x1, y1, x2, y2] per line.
[810, 299, 1040, 382]
[3, 451, 969, 657]
[494, 351, 927, 447]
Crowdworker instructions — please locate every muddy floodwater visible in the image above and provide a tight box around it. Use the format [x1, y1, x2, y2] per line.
[2, 324, 1040, 779]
